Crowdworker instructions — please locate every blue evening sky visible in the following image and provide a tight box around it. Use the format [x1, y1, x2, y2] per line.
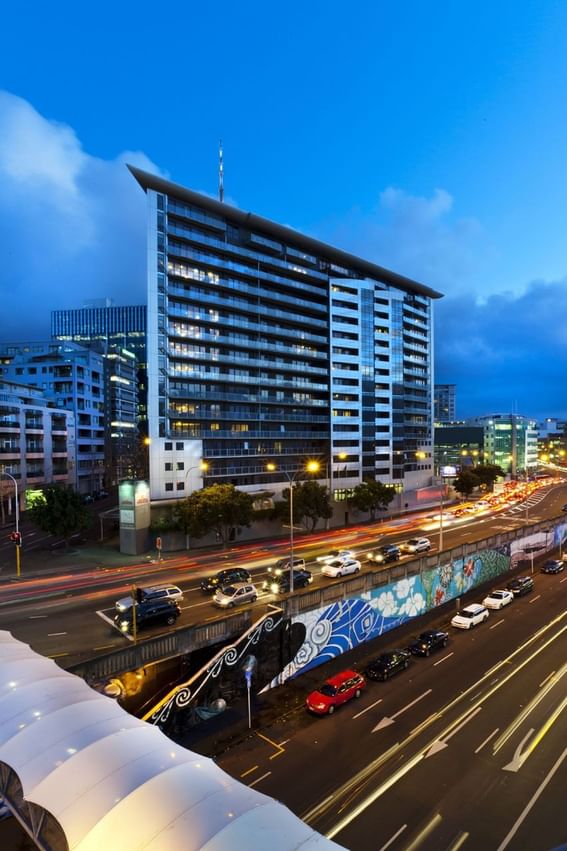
[1, 1, 566, 419]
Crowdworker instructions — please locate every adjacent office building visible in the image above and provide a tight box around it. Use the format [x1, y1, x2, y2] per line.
[0, 379, 75, 507]
[467, 414, 538, 476]
[130, 166, 442, 502]
[433, 422, 485, 473]
[52, 301, 147, 484]
[0, 342, 105, 494]
[434, 384, 456, 423]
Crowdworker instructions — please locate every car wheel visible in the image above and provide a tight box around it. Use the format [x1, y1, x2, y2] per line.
[166, 615, 175, 625]
[328, 705, 335, 715]
[404, 659, 410, 668]
[382, 671, 389, 681]
[354, 689, 361, 699]
[228, 602, 235, 608]
[251, 595, 257, 603]
[425, 649, 430, 657]
[355, 567, 360, 573]
[338, 571, 343, 578]
[443, 638, 448, 647]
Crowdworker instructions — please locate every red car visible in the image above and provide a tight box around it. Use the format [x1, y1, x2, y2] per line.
[306, 669, 366, 715]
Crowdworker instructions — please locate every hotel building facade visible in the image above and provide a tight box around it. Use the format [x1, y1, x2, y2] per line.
[130, 166, 442, 503]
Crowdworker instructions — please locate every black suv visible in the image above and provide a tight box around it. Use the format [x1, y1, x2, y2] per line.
[263, 568, 313, 594]
[365, 649, 411, 681]
[506, 575, 534, 597]
[114, 599, 181, 634]
[200, 567, 252, 593]
[367, 545, 401, 565]
[408, 629, 449, 657]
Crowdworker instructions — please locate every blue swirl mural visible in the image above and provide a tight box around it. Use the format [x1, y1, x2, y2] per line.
[271, 545, 513, 685]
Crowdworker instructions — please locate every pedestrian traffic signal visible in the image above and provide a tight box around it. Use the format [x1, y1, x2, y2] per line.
[10, 531, 21, 546]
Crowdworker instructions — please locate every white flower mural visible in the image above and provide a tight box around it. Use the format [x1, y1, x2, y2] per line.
[376, 590, 398, 617]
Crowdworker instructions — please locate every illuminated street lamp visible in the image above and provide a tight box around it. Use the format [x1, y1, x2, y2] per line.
[185, 461, 209, 494]
[266, 461, 319, 593]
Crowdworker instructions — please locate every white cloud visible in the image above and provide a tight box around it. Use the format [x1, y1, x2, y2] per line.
[0, 90, 164, 340]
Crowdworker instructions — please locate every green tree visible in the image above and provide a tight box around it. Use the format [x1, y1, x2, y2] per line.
[453, 469, 480, 498]
[272, 480, 332, 532]
[348, 479, 396, 520]
[473, 464, 505, 491]
[27, 485, 91, 545]
[175, 484, 255, 548]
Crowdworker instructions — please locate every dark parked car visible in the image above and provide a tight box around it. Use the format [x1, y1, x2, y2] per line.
[365, 649, 411, 681]
[367, 545, 401, 564]
[541, 559, 565, 574]
[200, 567, 252, 593]
[506, 575, 534, 596]
[114, 599, 180, 634]
[562, 504, 567, 512]
[408, 629, 449, 657]
[263, 568, 313, 594]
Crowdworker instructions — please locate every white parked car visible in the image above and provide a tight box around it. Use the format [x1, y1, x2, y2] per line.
[482, 589, 514, 610]
[316, 549, 355, 563]
[213, 582, 258, 608]
[321, 558, 361, 578]
[401, 537, 431, 554]
[451, 603, 489, 629]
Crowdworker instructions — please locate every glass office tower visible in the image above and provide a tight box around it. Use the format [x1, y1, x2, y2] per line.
[130, 166, 442, 502]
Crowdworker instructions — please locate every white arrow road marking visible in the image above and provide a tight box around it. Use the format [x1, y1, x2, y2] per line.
[373, 690, 432, 732]
[502, 728, 535, 773]
[425, 705, 482, 757]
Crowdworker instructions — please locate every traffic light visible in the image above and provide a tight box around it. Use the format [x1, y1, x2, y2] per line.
[10, 531, 21, 547]
[135, 587, 144, 604]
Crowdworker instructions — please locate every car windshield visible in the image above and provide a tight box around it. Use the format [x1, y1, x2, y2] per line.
[407, 539, 418, 545]
[222, 586, 236, 595]
[319, 684, 337, 696]
[459, 611, 474, 618]
[490, 592, 504, 598]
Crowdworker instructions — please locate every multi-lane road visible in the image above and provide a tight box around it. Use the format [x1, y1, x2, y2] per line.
[216, 568, 567, 850]
[0, 481, 565, 667]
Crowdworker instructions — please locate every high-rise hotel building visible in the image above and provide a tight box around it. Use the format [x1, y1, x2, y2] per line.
[130, 166, 442, 502]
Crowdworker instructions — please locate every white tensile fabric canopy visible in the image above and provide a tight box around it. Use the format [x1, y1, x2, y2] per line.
[0, 631, 342, 850]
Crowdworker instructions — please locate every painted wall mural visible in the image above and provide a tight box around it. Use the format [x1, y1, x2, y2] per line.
[270, 546, 512, 686]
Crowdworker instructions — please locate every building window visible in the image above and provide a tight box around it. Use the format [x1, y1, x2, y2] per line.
[176, 482, 184, 491]
[165, 462, 172, 471]
[176, 441, 184, 450]
[165, 442, 172, 450]
[165, 482, 173, 491]
[177, 462, 184, 470]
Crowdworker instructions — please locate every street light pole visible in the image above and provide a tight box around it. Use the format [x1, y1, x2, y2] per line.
[1, 472, 20, 578]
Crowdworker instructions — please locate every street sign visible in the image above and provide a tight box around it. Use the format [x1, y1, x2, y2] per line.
[156, 537, 162, 550]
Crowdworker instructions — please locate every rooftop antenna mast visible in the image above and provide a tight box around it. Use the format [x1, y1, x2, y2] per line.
[218, 138, 224, 203]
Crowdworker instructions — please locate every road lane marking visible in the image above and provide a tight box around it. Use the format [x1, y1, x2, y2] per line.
[240, 765, 258, 778]
[379, 823, 407, 850]
[96, 610, 116, 626]
[433, 652, 453, 666]
[256, 732, 285, 758]
[496, 747, 567, 850]
[352, 698, 382, 719]
[489, 619, 505, 630]
[474, 727, 499, 754]
[539, 671, 556, 688]
[560, 576, 567, 583]
[47, 632, 67, 636]
[48, 652, 69, 659]
[426, 706, 482, 756]
[93, 644, 115, 651]
[248, 771, 271, 788]
[29, 615, 47, 619]
[373, 690, 432, 731]
[528, 595, 541, 604]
